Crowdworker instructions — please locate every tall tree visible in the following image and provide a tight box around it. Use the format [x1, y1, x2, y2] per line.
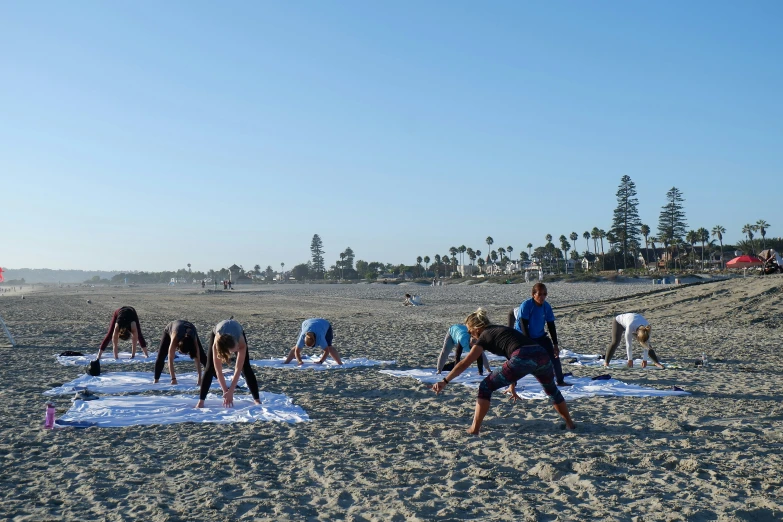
[711, 226, 726, 268]
[590, 228, 600, 257]
[610, 175, 642, 270]
[423, 256, 430, 273]
[559, 235, 570, 272]
[310, 234, 326, 278]
[416, 256, 423, 277]
[466, 248, 476, 265]
[280, 262, 285, 282]
[569, 232, 578, 249]
[486, 237, 494, 255]
[459, 245, 467, 265]
[686, 230, 698, 267]
[434, 254, 441, 277]
[658, 187, 688, 268]
[265, 265, 274, 280]
[742, 224, 756, 254]
[497, 247, 506, 262]
[527, 243, 533, 256]
[756, 220, 770, 250]
[640, 224, 650, 264]
[583, 232, 590, 253]
[599, 230, 606, 269]
[506, 246, 513, 260]
[697, 227, 710, 269]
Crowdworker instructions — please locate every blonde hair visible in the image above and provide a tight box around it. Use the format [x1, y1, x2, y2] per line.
[465, 307, 491, 332]
[304, 332, 316, 347]
[636, 325, 651, 346]
[215, 334, 236, 363]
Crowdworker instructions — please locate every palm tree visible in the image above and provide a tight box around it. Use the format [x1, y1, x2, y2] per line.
[686, 230, 698, 268]
[640, 224, 650, 262]
[648, 236, 659, 266]
[506, 246, 513, 261]
[742, 224, 756, 254]
[756, 220, 770, 250]
[459, 245, 467, 265]
[423, 256, 430, 274]
[466, 249, 475, 265]
[434, 254, 441, 277]
[416, 256, 423, 277]
[599, 230, 606, 269]
[280, 262, 285, 282]
[711, 225, 726, 268]
[339, 253, 346, 279]
[527, 243, 533, 256]
[497, 247, 506, 263]
[187, 263, 191, 273]
[486, 237, 494, 255]
[559, 235, 569, 272]
[590, 228, 600, 256]
[583, 232, 590, 253]
[606, 231, 617, 269]
[697, 227, 710, 270]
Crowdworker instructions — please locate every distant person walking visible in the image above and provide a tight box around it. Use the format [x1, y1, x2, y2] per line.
[604, 313, 664, 368]
[509, 283, 571, 386]
[154, 320, 207, 385]
[98, 306, 148, 360]
[284, 318, 344, 365]
[436, 324, 491, 375]
[431, 308, 576, 434]
[196, 319, 261, 408]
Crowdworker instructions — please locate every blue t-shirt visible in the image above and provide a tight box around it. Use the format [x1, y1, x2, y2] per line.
[448, 324, 472, 350]
[517, 298, 555, 339]
[296, 318, 331, 348]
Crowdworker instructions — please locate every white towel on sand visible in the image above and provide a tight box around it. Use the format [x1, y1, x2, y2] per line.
[43, 372, 246, 396]
[56, 352, 190, 366]
[559, 348, 664, 368]
[250, 356, 394, 370]
[54, 393, 309, 428]
[379, 368, 690, 398]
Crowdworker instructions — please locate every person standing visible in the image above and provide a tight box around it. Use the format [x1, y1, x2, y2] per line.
[511, 283, 571, 386]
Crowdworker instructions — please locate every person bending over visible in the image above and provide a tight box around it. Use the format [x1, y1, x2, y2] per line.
[436, 323, 491, 375]
[605, 313, 664, 369]
[510, 283, 571, 386]
[98, 306, 148, 360]
[284, 318, 343, 365]
[432, 308, 576, 435]
[196, 319, 261, 408]
[154, 320, 207, 385]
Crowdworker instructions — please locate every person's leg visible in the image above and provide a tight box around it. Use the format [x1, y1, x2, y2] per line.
[531, 353, 575, 429]
[481, 352, 491, 373]
[605, 319, 624, 364]
[196, 334, 207, 365]
[129, 308, 147, 350]
[507, 309, 516, 329]
[475, 356, 483, 375]
[471, 353, 534, 435]
[153, 331, 171, 382]
[325, 346, 343, 365]
[436, 333, 455, 373]
[535, 336, 564, 384]
[197, 331, 216, 403]
[240, 336, 261, 402]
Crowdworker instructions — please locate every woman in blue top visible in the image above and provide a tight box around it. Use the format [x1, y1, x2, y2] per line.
[436, 324, 491, 375]
[510, 283, 571, 387]
[283, 318, 344, 365]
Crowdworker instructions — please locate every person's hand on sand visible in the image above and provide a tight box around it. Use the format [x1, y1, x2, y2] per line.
[627, 360, 633, 368]
[222, 389, 234, 408]
[655, 362, 665, 369]
[432, 381, 447, 394]
[195, 400, 205, 409]
[154, 379, 159, 384]
[170, 378, 178, 385]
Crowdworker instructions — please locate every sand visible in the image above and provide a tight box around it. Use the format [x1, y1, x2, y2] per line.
[1, 277, 782, 521]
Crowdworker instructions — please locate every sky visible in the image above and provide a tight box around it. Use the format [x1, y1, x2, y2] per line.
[1, 1, 781, 272]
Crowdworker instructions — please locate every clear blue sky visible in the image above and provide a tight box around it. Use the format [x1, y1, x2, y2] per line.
[1, 1, 781, 272]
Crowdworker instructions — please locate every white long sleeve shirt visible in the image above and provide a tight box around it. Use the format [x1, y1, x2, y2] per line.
[615, 313, 650, 361]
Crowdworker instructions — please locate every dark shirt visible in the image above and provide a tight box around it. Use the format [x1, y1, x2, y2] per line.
[476, 325, 539, 360]
[116, 307, 137, 330]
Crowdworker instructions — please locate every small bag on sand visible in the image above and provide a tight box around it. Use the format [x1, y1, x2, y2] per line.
[87, 359, 100, 377]
[59, 351, 84, 357]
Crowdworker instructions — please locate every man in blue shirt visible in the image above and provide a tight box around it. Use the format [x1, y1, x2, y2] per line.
[283, 318, 343, 365]
[509, 283, 571, 386]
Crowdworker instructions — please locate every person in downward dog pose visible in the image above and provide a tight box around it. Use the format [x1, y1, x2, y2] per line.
[283, 318, 344, 365]
[436, 323, 491, 376]
[154, 320, 207, 385]
[196, 319, 261, 408]
[432, 308, 576, 435]
[604, 313, 664, 368]
[98, 306, 149, 360]
[509, 283, 571, 386]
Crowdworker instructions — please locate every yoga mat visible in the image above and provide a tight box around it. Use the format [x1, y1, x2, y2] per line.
[56, 352, 190, 366]
[251, 356, 394, 370]
[55, 393, 309, 428]
[380, 368, 690, 399]
[43, 372, 245, 396]
[560, 348, 665, 368]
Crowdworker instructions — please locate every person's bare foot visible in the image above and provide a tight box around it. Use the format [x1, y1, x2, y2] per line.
[641, 361, 648, 369]
[655, 363, 665, 369]
[564, 422, 577, 430]
[466, 427, 480, 436]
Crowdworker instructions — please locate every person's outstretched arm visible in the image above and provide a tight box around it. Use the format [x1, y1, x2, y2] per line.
[166, 337, 178, 384]
[99, 309, 120, 353]
[507, 309, 516, 328]
[519, 318, 531, 337]
[432, 346, 485, 394]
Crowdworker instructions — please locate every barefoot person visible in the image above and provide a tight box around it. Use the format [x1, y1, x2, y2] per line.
[432, 308, 576, 435]
[154, 320, 207, 385]
[97, 306, 149, 360]
[510, 283, 571, 386]
[283, 318, 343, 365]
[605, 313, 664, 368]
[436, 323, 491, 375]
[196, 319, 261, 408]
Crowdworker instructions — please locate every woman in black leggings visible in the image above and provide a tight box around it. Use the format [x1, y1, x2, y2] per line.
[154, 320, 207, 385]
[97, 306, 149, 360]
[196, 319, 261, 408]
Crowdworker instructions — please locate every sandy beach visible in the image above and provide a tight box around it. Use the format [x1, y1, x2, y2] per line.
[1, 277, 782, 521]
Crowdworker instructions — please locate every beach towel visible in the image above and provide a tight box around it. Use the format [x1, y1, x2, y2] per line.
[43, 372, 246, 396]
[54, 393, 309, 428]
[559, 348, 665, 368]
[56, 352, 190, 367]
[250, 356, 394, 370]
[379, 368, 690, 399]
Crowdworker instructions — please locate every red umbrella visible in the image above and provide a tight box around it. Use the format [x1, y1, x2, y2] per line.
[726, 255, 763, 268]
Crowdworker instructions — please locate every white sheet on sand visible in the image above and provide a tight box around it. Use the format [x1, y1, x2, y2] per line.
[250, 355, 394, 370]
[43, 372, 246, 396]
[559, 348, 662, 368]
[54, 393, 309, 428]
[379, 368, 690, 398]
[56, 352, 190, 366]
